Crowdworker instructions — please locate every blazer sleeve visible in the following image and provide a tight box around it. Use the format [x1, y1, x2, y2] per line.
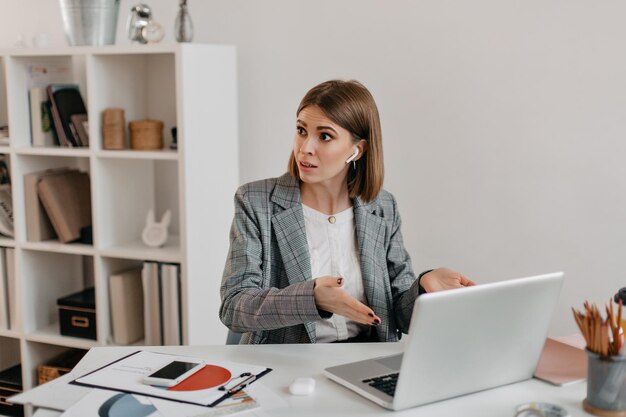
[219, 187, 327, 333]
[386, 195, 421, 334]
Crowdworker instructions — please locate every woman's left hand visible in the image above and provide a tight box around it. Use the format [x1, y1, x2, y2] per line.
[419, 267, 475, 293]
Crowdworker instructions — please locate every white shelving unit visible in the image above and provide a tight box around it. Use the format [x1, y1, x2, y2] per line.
[0, 44, 238, 393]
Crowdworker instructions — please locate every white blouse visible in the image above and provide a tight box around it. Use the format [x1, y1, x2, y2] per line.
[302, 203, 367, 342]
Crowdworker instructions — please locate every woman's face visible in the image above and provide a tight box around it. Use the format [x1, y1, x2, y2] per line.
[293, 105, 360, 188]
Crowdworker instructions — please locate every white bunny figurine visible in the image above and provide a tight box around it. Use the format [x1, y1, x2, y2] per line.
[142, 209, 171, 248]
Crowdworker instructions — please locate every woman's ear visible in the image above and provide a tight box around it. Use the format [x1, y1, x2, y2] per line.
[355, 139, 368, 161]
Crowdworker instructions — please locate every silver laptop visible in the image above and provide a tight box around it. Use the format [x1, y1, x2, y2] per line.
[324, 272, 564, 411]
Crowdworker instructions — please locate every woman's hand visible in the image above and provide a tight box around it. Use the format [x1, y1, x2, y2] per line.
[420, 267, 475, 293]
[314, 276, 381, 326]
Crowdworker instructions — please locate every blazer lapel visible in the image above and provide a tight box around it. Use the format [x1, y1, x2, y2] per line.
[354, 196, 390, 339]
[272, 207, 311, 286]
[270, 174, 316, 342]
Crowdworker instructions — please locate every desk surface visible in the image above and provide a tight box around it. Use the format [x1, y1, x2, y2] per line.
[19, 342, 592, 417]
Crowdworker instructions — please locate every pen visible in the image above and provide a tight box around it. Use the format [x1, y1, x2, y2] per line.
[228, 374, 257, 395]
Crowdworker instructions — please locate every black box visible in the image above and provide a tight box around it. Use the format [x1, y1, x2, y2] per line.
[0, 364, 24, 417]
[57, 287, 97, 340]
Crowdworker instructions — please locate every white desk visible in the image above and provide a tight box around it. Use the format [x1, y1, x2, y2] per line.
[15, 343, 592, 417]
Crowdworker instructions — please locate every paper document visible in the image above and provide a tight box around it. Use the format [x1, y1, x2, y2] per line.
[72, 350, 271, 407]
[60, 388, 259, 417]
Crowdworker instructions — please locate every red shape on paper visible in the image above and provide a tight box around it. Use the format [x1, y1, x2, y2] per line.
[168, 365, 231, 391]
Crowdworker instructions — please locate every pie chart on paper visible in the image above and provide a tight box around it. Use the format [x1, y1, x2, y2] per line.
[168, 364, 231, 391]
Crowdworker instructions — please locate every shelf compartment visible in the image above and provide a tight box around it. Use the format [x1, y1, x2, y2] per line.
[94, 158, 179, 250]
[98, 257, 146, 346]
[21, 341, 89, 389]
[0, 336, 20, 372]
[14, 155, 91, 245]
[20, 251, 95, 338]
[88, 53, 176, 151]
[5, 55, 86, 149]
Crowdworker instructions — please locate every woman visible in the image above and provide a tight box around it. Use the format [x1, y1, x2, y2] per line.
[220, 80, 473, 344]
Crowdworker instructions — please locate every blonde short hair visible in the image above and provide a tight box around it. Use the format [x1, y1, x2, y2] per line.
[288, 80, 384, 203]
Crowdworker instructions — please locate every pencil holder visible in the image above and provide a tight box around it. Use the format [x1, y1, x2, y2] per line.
[129, 119, 164, 150]
[583, 350, 626, 416]
[102, 108, 126, 149]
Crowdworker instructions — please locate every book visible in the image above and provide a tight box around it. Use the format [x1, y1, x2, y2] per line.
[70, 114, 89, 146]
[534, 337, 587, 386]
[47, 84, 87, 147]
[29, 87, 55, 147]
[142, 262, 162, 345]
[24, 168, 76, 242]
[36, 170, 92, 243]
[160, 263, 181, 345]
[0, 248, 7, 329]
[109, 267, 145, 345]
[5, 248, 15, 330]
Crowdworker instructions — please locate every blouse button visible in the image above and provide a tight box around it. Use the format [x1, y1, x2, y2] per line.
[328, 216, 336, 224]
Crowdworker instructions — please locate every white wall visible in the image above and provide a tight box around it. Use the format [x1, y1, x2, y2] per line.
[2, 0, 624, 336]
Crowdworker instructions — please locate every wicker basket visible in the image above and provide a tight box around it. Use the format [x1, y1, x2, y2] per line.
[129, 119, 164, 150]
[37, 348, 87, 385]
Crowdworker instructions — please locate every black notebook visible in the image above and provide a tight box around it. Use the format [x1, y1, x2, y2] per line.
[47, 84, 88, 147]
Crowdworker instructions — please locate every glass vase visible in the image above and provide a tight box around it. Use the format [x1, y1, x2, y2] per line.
[175, 0, 193, 43]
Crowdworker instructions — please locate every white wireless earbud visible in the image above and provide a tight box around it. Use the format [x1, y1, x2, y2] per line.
[345, 148, 359, 164]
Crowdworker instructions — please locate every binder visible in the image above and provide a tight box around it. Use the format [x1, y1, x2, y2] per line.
[5, 248, 15, 330]
[160, 263, 181, 345]
[109, 267, 144, 345]
[142, 262, 162, 345]
[0, 248, 7, 329]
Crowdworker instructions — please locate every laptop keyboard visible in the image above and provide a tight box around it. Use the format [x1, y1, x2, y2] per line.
[362, 372, 399, 397]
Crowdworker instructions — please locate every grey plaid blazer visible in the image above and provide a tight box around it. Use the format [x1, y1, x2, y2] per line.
[220, 173, 420, 344]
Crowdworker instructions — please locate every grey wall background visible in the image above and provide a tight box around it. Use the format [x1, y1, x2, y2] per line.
[1, 0, 624, 336]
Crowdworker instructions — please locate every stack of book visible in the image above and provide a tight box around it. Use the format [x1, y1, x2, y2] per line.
[109, 262, 182, 346]
[24, 168, 92, 244]
[29, 84, 88, 147]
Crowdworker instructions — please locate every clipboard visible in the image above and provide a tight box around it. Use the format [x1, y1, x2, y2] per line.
[70, 350, 272, 407]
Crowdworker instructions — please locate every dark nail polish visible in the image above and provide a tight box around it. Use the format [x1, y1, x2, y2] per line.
[337, 278, 343, 285]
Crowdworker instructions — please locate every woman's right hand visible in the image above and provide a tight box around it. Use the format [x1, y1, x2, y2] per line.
[313, 276, 381, 326]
